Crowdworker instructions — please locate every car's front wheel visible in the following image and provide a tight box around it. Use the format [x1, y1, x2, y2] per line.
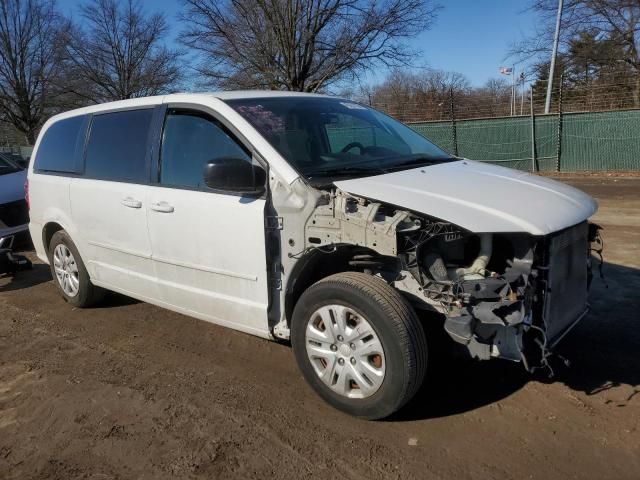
[291, 272, 427, 419]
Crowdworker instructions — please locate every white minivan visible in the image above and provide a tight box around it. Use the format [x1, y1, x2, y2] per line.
[27, 92, 600, 419]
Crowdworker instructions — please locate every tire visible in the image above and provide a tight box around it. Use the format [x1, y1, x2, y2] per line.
[291, 272, 427, 420]
[48, 230, 104, 307]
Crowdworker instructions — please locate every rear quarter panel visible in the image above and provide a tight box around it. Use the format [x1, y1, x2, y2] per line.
[27, 173, 74, 264]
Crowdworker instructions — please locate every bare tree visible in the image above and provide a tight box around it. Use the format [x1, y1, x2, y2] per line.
[179, 0, 440, 92]
[64, 0, 181, 102]
[365, 69, 540, 121]
[512, 0, 640, 104]
[472, 77, 512, 116]
[355, 68, 471, 122]
[514, 1, 640, 62]
[365, 69, 470, 122]
[417, 69, 469, 97]
[0, 0, 68, 144]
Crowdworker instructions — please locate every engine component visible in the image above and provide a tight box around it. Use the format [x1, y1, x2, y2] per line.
[455, 233, 492, 280]
[422, 252, 449, 282]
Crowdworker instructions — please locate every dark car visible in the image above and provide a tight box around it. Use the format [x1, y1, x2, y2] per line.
[0, 152, 29, 169]
[0, 154, 29, 245]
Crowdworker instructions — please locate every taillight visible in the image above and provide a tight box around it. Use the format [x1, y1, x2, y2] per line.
[24, 179, 30, 210]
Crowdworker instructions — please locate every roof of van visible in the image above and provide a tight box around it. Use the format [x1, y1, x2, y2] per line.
[211, 90, 331, 100]
[36, 90, 339, 184]
[42, 90, 338, 124]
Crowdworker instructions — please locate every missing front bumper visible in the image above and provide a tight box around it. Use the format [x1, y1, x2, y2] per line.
[442, 222, 594, 371]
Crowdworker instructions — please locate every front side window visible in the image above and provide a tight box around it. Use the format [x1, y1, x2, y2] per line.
[34, 115, 86, 173]
[160, 109, 251, 189]
[85, 109, 153, 183]
[226, 97, 454, 181]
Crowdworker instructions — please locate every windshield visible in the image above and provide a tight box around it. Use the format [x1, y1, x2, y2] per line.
[225, 97, 454, 181]
[0, 154, 21, 176]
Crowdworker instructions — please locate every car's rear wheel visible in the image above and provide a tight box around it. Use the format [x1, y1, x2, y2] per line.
[48, 230, 104, 307]
[291, 272, 427, 419]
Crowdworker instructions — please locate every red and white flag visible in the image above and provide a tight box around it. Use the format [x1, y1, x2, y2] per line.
[499, 67, 513, 75]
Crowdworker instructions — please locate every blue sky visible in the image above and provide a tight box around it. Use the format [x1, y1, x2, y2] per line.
[415, 1, 537, 85]
[56, 0, 539, 87]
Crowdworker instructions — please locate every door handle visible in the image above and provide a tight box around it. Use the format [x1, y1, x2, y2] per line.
[121, 197, 142, 209]
[150, 201, 174, 213]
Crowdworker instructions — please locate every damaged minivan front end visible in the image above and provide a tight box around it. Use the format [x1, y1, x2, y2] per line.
[392, 215, 600, 372]
[226, 93, 603, 417]
[281, 171, 601, 374]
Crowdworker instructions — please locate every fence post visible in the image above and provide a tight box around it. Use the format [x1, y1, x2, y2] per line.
[555, 73, 564, 172]
[449, 87, 458, 156]
[530, 87, 537, 172]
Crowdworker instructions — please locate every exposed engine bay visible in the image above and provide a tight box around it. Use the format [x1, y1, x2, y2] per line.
[275, 186, 603, 375]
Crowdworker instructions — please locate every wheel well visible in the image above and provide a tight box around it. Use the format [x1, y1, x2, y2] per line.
[284, 246, 395, 326]
[42, 222, 64, 252]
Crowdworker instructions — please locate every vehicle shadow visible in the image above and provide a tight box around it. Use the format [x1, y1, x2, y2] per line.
[394, 349, 530, 422]
[0, 246, 139, 308]
[98, 291, 141, 308]
[393, 261, 640, 422]
[0, 238, 51, 292]
[552, 261, 640, 403]
[0, 263, 51, 292]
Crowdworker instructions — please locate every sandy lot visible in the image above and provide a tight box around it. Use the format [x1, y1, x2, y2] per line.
[1, 177, 639, 480]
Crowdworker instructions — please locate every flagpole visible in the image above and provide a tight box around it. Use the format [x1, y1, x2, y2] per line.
[520, 73, 525, 115]
[545, 0, 563, 114]
[511, 65, 515, 116]
[499, 66, 516, 115]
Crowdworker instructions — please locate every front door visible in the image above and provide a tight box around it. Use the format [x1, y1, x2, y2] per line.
[146, 107, 270, 336]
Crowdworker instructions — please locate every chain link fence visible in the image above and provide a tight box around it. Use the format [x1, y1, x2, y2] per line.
[407, 109, 640, 172]
[370, 81, 640, 172]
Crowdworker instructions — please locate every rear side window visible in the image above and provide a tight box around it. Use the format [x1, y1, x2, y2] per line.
[34, 115, 86, 173]
[160, 109, 251, 189]
[85, 109, 153, 183]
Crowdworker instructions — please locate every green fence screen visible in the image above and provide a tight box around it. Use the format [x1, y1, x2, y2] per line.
[408, 109, 640, 171]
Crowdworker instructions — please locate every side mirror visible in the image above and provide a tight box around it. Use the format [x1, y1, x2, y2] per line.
[203, 157, 266, 195]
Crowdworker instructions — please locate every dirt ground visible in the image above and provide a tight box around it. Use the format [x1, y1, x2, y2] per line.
[1, 177, 639, 480]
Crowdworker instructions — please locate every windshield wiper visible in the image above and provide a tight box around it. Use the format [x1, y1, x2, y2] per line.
[305, 166, 388, 178]
[305, 155, 456, 179]
[382, 155, 455, 172]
